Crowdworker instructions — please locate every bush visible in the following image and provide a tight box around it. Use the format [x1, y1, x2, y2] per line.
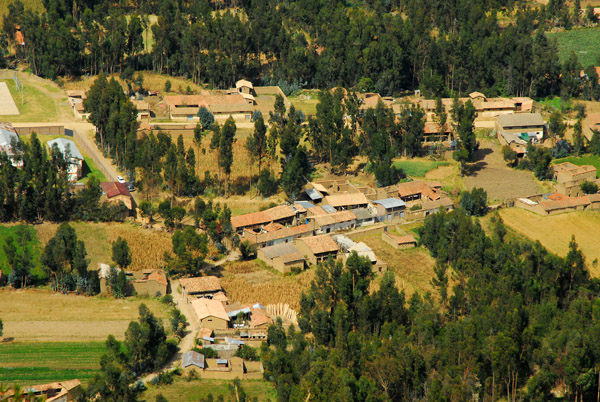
[460, 187, 488, 216]
[502, 145, 518, 167]
[160, 294, 174, 305]
[410, 204, 422, 211]
[552, 140, 572, 158]
[235, 345, 259, 361]
[581, 181, 599, 194]
[193, 346, 219, 358]
[257, 169, 278, 197]
[240, 240, 256, 260]
[164, 80, 171, 93]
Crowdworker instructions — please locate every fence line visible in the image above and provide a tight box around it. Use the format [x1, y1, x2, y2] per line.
[72, 130, 115, 181]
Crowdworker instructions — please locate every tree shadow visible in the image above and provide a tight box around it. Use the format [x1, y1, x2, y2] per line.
[466, 161, 488, 176]
[470, 147, 493, 163]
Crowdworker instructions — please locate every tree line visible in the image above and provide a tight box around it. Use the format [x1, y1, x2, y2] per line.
[3, 0, 598, 98]
[261, 208, 600, 401]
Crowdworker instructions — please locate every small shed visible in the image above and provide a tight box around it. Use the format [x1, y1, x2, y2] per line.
[182, 351, 205, 370]
[374, 198, 406, 222]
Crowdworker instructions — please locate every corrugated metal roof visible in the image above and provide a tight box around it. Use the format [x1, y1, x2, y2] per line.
[374, 198, 406, 209]
[296, 201, 315, 209]
[216, 359, 228, 364]
[497, 113, 544, 128]
[322, 205, 336, 213]
[47, 138, 84, 160]
[182, 351, 205, 368]
[305, 188, 323, 200]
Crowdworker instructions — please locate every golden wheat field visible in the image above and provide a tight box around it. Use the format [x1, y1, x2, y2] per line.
[218, 261, 314, 310]
[63, 71, 206, 94]
[36, 222, 172, 271]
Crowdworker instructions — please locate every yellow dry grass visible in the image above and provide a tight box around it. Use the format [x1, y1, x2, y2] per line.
[349, 229, 437, 297]
[219, 261, 314, 310]
[0, 288, 169, 341]
[35, 222, 171, 271]
[63, 71, 206, 94]
[499, 208, 600, 276]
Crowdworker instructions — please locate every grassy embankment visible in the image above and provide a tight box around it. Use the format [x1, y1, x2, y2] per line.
[546, 27, 600, 68]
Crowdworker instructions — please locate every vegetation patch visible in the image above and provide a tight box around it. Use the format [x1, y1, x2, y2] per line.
[546, 27, 600, 68]
[0, 225, 44, 279]
[499, 208, 600, 275]
[142, 377, 277, 402]
[393, 160, 450, 177]
[552, 154, 600, 178]
[0, 342, 104, 385]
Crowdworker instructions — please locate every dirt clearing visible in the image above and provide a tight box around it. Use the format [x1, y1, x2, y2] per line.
[466, 139, 542, 201]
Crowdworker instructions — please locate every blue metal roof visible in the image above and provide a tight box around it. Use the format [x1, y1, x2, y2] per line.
[305, 188, 323, 200]
[374, 198, 406, 209]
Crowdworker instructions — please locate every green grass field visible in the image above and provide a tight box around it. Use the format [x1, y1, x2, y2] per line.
[288, 92, 319, 116]
[546, 27, 600, 68]
[0, 76, 71, 122]
[552, 154, 600, 178]
[142, 377, 277, 402]
[0, 342, 104, 385]
[0, 225, 45, 280]
[393, 160, 451, 177]
[80, 157, 107, 183]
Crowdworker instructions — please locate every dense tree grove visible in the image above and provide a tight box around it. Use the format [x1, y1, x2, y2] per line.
[0, 134, 128, 223]
[262, 209, 600, 401]
[3, 0, 592, 97]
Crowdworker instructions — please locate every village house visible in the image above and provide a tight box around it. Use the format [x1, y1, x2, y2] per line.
[296, 235, 340, 266]
[231, 204, 299, 233]
[4, 379, 82, 402]
[421, 197, 455, 216]
[190, 357, 264, 380]
[373, 198, 406, 222]
[396, 180, 441, 203]
[382, 232, 417, 249]
[131, 269, 168, 296]
[131, 99, 151, 121]
[313, 210, 357, 234]
[257, 242, 305, 274]
[164, 94, 253, 122]
[226, 303, 273, 330]
[242, 223, 315, 249]
[324, 192, 370, 211]
[182, 351, 206, 372]
[552, 162, 598, 197]
[192, 297, 230, 329]
[351, 207, 378, 226]
[496, 113, 545, 145]
[180, 276, 223, 300]
[47, 138, 84, 182]
[334, 235, 387, 273]
[423, 121, 453, 143]
[100, 181, 135, 211]
[515, 192, 592, 215]
[0, 122, 22, 167]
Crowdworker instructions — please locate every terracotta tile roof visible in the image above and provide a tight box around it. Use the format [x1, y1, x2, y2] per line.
[548, 192, 569, 201]
[231, 211, 272, 229]
[263, 205, 296, 221]
[236, 79, 254, 89]
[250, 307, 272, 327]
[181, 276, 222, 294]
[192, 298, 230, 322]
[310, 182, 329, 194]
[146, 270, 168, 286]
[386, 233, 417, 245]
[424, 121, 451, 134]
[212, 291, 229, 303]
[244, 223, 314, 245]
[197, 327, 214, 339]
[298, 235, 339, 255]
[100, 182, 131, 198]
[540, 196, 590, 211]
[307, 206, 328, 216]
[324, 193, 369, 208]
[314, 210, 356, 227]
[397, 180, 440, 200]
[262, 222, 285, 232]
[469, 91, 486, 99]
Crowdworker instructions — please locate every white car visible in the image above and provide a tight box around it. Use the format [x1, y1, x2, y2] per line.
[116, 176, 126, 183]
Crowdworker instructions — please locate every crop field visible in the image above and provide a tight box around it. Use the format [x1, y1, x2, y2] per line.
[552, 154, 600, 178]
[499, 208, 600, 276]
[35, 222, 172, 271]
[218, 261, 314, 310]
[349, 229, 437, 297]
[393, 159, 451, 177]
[0, 342, 104, 385]
[546, 27, 600, 68]
[288, 91, 320, 116]
[0, 288, 170, 341]
[142, 377, 276, 402]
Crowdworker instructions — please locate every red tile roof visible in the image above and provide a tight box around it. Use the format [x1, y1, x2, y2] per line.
[297, 235, 339, 255]
[100, 182, 131, 198]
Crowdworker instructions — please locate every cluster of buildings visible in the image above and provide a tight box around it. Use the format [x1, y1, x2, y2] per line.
[515, 162, 600, 215]
[230, 179, 452, 273]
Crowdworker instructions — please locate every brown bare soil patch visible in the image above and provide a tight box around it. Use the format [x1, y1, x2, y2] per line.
[465, 139, 541, 201]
